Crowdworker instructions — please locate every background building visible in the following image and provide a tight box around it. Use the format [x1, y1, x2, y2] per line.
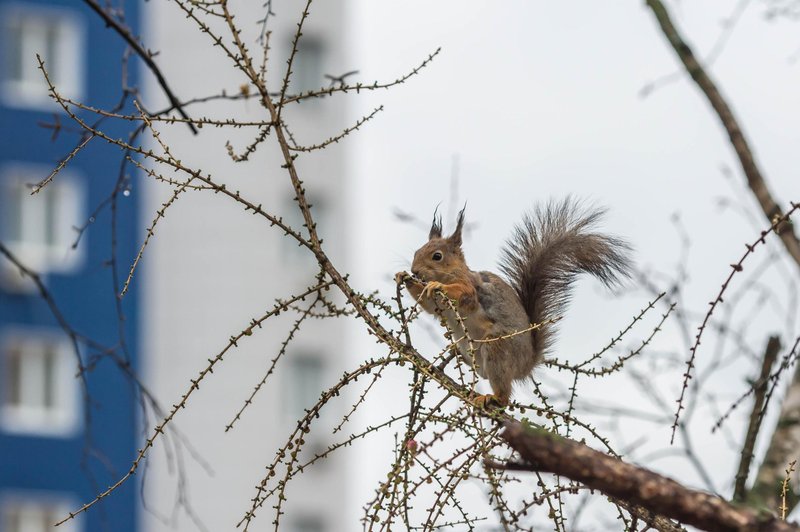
[140, 1, 352, 531]
[2, 1, 799, 530]
[0, 1, 140, 532]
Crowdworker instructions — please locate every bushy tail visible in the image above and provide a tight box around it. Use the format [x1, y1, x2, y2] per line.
[499, 198, 632, 360]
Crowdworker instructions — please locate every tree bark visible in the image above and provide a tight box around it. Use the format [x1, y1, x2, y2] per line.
[749, 339, 800, 514]
[498, 420, 799, 532]
[735, 336, 782, 502]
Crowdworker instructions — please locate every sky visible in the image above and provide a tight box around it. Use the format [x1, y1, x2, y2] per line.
[352, 1, 799, 291]
[345, 0, 800, 527]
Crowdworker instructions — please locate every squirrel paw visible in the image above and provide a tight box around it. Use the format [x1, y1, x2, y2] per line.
[471, 394, 507, 410]
[394, 271, 412, 285]
[421, 281, 445, 299]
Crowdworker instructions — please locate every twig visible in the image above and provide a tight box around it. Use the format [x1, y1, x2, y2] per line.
[82, 0, 197, 134]
[781, 461, 797, 520]
[669, 203, 799, 443]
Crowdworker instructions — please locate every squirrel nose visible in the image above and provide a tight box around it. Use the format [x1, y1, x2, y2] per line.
[411, 268, 419, 278]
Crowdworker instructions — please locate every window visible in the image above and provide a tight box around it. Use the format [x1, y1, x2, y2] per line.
[1, 497, 79, 532]
[289, 38, 324, 94]
[1, 166, 84, 279]
[1, 334, 79, 437]
[291, 515, 324, 532]
[286, 354, 324, 420]
[1, 5, 85, 109]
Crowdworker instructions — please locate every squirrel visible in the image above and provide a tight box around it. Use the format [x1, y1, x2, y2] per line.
[395, 198, 632, 408]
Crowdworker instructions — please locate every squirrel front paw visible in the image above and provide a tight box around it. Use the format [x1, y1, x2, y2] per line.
[394, 271, 412, 285]
[421, 281, 445, 299]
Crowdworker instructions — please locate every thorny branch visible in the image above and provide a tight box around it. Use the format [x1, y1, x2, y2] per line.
[5, 1, 796, 530]
[82, 0, 197, 134]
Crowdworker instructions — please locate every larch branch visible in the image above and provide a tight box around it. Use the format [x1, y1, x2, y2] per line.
[498, 420, 799, 532]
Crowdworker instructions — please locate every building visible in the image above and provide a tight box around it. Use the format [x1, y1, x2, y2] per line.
[0, 1, 140, 531]
[141, 1, 352, 531]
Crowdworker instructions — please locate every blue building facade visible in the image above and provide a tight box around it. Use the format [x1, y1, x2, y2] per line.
[0, 1, 140, 531]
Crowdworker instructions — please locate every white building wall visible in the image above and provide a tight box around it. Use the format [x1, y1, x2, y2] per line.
[141, 2, 353, 531]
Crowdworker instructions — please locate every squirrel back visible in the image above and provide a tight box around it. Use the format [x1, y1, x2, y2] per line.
[498, 198, 632, 360]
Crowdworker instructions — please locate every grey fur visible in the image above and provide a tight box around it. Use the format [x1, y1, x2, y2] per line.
[442, 269, 534, 401]
[498, 198, 632, 361]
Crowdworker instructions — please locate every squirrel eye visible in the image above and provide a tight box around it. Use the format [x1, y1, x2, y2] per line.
[432, 251, 443, 261]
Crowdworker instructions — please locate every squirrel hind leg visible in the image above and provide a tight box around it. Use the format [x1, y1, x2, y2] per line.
[489, 379, 512, 407]
[472, 393, 508, 410]
[470, 374, 512, 410]
[475, 341, 515, 408]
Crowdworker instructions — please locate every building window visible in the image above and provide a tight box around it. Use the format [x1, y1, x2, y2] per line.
[1, 5, 85, 109]
[0, 166, 84, 280]
[286, 353, 324, 420]
[1, 497, 79, 532]
[291, 515, 324, 532]
[290, 37, 324, 94]
[0, 334, 79, 437]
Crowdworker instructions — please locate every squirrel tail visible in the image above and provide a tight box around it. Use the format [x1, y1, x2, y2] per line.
[499, 198, 632, 360]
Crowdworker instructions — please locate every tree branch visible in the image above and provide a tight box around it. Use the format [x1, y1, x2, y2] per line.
[735, 335, 782, 502]
[82, 0, 197, 134]
[497, 420, 799, 532]
[645, 0, 800, 270]
[749, 336, 800, 514]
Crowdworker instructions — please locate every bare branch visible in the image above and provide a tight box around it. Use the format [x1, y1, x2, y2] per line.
[750, 336, 800, 514]
[82, 0, 197, 134]
[497, 420, 800, 532]
[734, 335, 782, 501]
[645, 0, 800, 270]
[671, 203, 800, 443]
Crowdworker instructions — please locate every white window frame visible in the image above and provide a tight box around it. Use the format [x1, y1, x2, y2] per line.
[1, 493, 80, 532]
[0, 330, 80, 438]
[0, 4, 85, 110]
[1, 164, 85, 284]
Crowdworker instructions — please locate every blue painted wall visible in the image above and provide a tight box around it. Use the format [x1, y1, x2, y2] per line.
[0, 1, 140, 531]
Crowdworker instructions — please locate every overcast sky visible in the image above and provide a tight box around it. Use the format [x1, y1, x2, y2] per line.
[345, 1, 800, 525]
[352, 1, 799, 289]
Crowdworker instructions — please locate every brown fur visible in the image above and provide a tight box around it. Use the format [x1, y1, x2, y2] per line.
[398, 200, 631, 408]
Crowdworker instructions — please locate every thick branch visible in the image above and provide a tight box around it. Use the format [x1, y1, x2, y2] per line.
[498, 420, 799, 532]
[735, 336, 782, 502]
[750, 337, 800, 514]
[645, 0, 800, 270]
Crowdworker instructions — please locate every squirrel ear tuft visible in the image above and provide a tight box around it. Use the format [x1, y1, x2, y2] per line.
[428, 205, 443, 240]
[449, 205, 466, 247]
